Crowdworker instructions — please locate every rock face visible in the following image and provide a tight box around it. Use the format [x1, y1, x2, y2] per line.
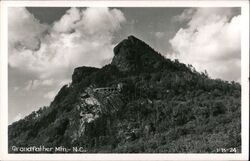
[8, 35, 241, 153]
[71, 85, 125, 142]
[111, 35, 165, 72]
[72, 66, 99, 84]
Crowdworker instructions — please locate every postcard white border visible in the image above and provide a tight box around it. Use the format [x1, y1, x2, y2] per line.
[0, 0, 249, 160]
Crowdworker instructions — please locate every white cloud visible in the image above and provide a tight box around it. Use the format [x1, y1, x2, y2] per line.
[8, 7, 48, 51]
[170, 8, 241, 82]
[41, 79, 54, 86]
[13, 113, 22, 123]
[9, 7, 126, 79]
[43, 78, 70, 99]
[155, 32, 165, 39]
[13, 86, 20, 91]
[24, 79, 55, 91]
[173, 8, 195, 22]
[44, 90, 58, 100]
[8, 7, 126, 95]
[52, 7, 81, 33]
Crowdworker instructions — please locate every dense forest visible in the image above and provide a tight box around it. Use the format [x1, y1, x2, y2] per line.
[8, 35, 241, 153]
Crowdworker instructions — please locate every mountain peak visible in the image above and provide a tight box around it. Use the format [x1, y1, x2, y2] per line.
[127, 35, 141, 43]
[113, 35, 149, 56]
[111, 35, 165, 72]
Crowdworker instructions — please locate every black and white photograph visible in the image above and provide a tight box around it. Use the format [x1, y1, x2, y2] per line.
[0, 0, 249, 160]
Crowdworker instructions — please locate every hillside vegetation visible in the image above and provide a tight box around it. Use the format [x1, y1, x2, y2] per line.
[9, 36, 241, 153]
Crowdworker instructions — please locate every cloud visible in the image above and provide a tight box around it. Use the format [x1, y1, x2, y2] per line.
[173, 8, 195, 22]
[8, 7, 48, 51]
[9, 7, 126, 95]
[170, 8, 241, 82]
[13, 113, 22, 123]
[24, 79, 55, 91]
[43, 78, 70, 99]
[155, 32, 165, 39]
[13, 86, 20, 91]
[44, 90, 58, 100]
[9, 7, 126, 79]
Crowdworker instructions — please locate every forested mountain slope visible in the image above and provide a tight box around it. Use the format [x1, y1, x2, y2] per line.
[9, 35, 241, 153]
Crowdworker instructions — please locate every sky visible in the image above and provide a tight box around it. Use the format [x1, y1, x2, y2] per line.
[8, 7, 241, 124]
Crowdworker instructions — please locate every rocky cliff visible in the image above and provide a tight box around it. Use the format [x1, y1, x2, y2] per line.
[111, 35, 165, 72]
